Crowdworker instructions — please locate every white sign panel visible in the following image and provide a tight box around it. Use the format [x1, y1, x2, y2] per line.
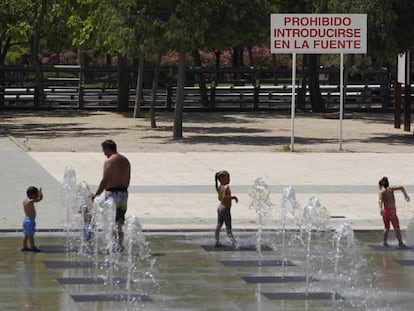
[397, 53, 406, 84]
[270, 14, 367, 54]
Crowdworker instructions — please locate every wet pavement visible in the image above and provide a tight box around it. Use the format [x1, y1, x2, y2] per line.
[2, 134, 414, 310]
[2, 230, 414, 311]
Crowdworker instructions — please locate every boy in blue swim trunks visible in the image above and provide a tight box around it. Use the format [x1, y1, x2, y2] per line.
[22, 186, 43, 252]
[79, 204, 95, 252]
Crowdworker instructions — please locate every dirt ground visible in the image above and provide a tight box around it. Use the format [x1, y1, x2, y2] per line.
[0, 109, 413, 153]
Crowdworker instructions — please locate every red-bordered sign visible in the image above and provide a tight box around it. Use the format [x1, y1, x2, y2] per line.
[270, 14, 367, 54]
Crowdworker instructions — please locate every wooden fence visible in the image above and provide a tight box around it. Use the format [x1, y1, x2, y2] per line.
[0, 65, 393, 111]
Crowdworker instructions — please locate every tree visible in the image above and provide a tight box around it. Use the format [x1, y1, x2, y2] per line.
[0, 0, 70, 107]
[159, 0, 211, 139]
[0, 0, 33, 105]
[133, 0, 176, 124]
[392, 0, 414, 52]
[0, 0, 33, 65]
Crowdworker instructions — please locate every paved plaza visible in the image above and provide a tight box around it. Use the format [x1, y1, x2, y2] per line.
[2, 130, 414, 310]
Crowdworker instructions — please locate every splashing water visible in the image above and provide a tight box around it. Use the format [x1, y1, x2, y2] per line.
[61, 166, 156, 305]
[280, 186, 301, 275]
[281, 185, 302, 226]
[249, 177, 273, 254]
[303, 197, 331, 294]
[273, 186, 382, 308]
[62, 166, 78, 253]
[99, 197, 117, 290]
[333, 223, 355, 261]
[405, 216, 414, 246]
[77, 181, 95, 254]
[125, 216, 142, 291]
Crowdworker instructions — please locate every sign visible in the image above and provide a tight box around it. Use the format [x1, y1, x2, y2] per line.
[397, 52, 408, 84]
[270, 14, 367, 54]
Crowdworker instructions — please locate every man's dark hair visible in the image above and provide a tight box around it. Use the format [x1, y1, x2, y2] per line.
[101, 139, 117, 152]
[26, 186, 39, 198]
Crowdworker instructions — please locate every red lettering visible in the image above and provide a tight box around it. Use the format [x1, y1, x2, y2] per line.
[284, 17, 292, 26]
[274, 40, 290, 49]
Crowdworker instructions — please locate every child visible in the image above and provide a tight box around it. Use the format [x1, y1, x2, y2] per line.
[22, 186, 43, 252]
[79, 204, 95, 253]
[214, 170, 238, 247]
[378, 176, 410, 248]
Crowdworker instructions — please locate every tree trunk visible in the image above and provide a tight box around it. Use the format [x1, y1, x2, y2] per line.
[297, 55, 307, 110]
[342, 54, 355, 114]
[106, 53, 112, 88]
[232, 46, 244, 81]
[77, 49, 85, 108]
[0, 67, 4, 106]
[32, 0, 47, 108]
[232, 46, 244, 67]
[0, 38, 9, 106]
[193, 49, 209, 108]
[173, 41, 186, 139]
[117, 54, 129, 112]
[247, 45, 254, 67]
[133, 54, 144, 118]
[210, 50, 221, 109]
[307, 54, 325, 112]
[150, 54, 161, 128]
[0, 37, 11, 66]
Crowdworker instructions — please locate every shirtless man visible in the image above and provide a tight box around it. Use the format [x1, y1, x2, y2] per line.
[92, 139, 131, 252]
[22, 186, 43, 251]
[378, 176, 410, 248]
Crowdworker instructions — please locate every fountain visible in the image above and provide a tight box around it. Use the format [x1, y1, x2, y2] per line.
[57, 166, 155, 305]
[303, 197, 327, 294]
[279, 186, 301, 274]
[124, 215, 156, 303]
[248, 177, 274, 254]
[405, 215, 414, 246]
[77, 180, 95, 254]
[333, 222, 355, 274]
[61, 166, 78, 253]
[253, 185, 387, 310]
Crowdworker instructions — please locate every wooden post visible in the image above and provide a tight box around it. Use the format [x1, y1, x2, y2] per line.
[404, 51, 411, 132]
[395, 54, 401, 128]
[78, 51, 84, 109]
[0, 66, 4, 106]
[395, 81, 401, 128]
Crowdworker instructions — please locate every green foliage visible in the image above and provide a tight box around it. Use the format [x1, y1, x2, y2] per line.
[2, 0, 414, 69]
[392, 0, 414, 51]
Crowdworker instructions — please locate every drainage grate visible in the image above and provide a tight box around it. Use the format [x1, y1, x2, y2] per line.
[221, 260, 295, 267]
[57, 277, 105, 285]
[242, 276, 316, 283]
[71, 293, 152, 302]
[37, 246, 78, 253]
[44, 261, 107, 269]
[201, 244, 272, 252]
[58, 277, 131, 285]
[262, 292, 344, 300]
[394, 259, 414, 266]
[368, 245, 413, 251]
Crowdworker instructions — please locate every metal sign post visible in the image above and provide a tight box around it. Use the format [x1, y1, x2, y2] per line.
[339, 53, 344, 150]
[270, 14, 367, 151]
[291, 53, 296, 151]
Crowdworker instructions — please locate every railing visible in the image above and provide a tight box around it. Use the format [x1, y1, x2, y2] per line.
[0, 65, 393, 111]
